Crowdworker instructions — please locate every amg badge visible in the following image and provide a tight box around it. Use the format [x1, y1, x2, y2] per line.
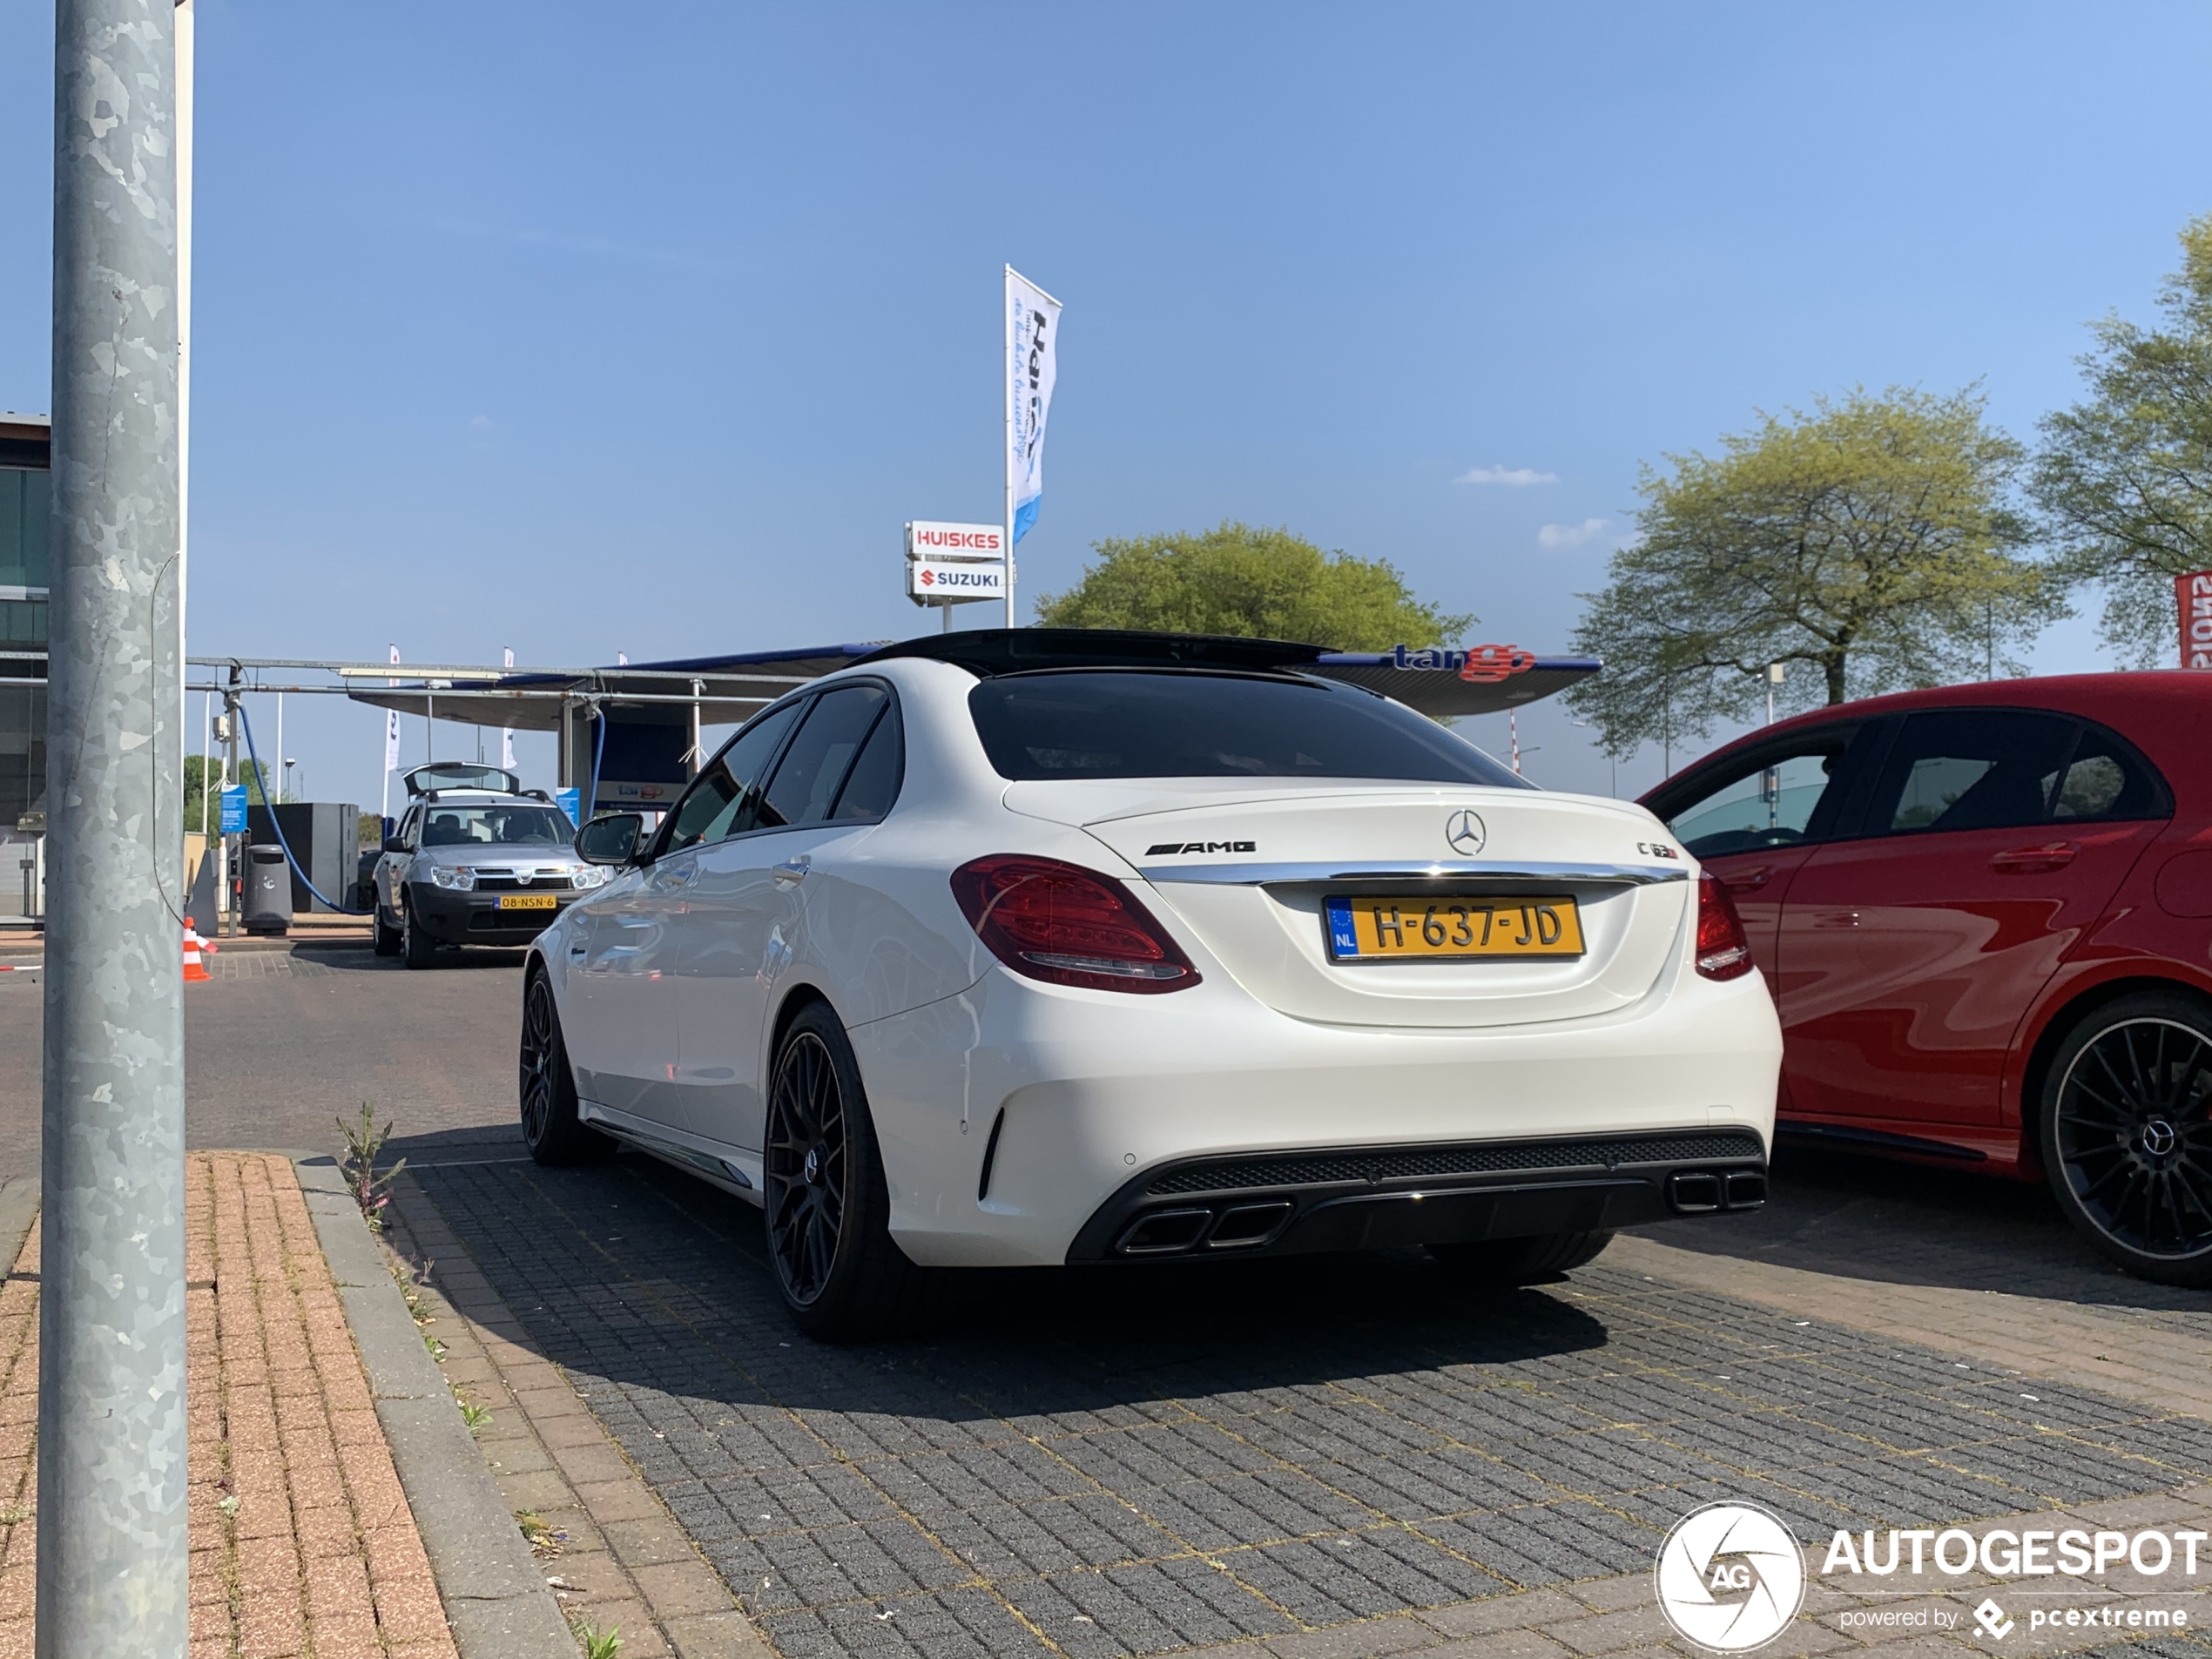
[1145, 840, 1257, 855]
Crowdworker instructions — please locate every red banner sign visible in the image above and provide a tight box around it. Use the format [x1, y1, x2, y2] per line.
[2179, 571, 2212, 670]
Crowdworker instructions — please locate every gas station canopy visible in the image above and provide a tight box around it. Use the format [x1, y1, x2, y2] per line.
[343, 635, 1600, 729]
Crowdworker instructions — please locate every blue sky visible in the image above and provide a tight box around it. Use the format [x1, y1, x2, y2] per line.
[3, 3, 2209, 808]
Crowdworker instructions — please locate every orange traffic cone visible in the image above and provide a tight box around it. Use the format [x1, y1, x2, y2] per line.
[182, 926, 211, 983]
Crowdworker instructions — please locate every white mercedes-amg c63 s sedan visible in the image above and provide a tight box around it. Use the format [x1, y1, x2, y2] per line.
[522, 630, 1782, 1338]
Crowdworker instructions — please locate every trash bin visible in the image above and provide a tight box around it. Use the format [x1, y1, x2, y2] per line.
[241, 844, 293, 936]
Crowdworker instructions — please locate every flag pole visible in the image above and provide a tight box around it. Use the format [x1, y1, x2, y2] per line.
[1002, 264, 1016, 631]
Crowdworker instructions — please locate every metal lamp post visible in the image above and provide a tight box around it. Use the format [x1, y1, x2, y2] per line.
[43, 0, 191, 1652]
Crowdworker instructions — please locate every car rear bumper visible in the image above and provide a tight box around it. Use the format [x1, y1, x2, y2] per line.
[845, 956, 1782, 1268]
[407, 885, 577, 945]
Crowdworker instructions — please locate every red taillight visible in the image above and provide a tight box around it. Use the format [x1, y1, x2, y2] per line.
[1695, 873, 1754, 981]
[951, 855, 1200, 995]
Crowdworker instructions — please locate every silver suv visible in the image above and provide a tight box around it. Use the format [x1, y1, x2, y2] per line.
[371, 763, 610, 968]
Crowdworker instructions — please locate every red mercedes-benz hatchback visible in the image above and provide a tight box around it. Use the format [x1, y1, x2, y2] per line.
[1642, 673, 2212, 1285]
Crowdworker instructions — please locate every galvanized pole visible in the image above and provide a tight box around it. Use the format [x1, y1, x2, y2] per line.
[43, 1, 189, 1654]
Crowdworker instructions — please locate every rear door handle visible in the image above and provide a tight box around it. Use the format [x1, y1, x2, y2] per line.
[1720, 866, 1774, 893]
[1811, 911, 1860, 928]
[651, 864, 696, 891]
[772, 857, 811, 885]
[1991, 841, 2079, 873]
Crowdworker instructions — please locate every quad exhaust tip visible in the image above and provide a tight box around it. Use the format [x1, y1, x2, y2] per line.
[1116, 1200, 1296, 1257]
[1667, 1169, 1766, 1214]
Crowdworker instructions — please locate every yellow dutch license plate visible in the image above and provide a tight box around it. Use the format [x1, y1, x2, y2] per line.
[496, 894, 558, 911]
[1325, 894, 1583, 961]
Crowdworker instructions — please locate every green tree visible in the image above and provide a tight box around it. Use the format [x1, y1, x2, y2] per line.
[2032, 213, 2212, 664]
[1566, 387, 2063, 758]
[1032, 521, 1471, 650]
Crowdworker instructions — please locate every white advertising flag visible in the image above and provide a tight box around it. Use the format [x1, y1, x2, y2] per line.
[383, 644, 401, 772]
[501, 647, 516, 770]
[1006, 266, 1062, 549]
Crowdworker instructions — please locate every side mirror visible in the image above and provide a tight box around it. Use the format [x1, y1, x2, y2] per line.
[381, 835, 406, 854]
[576, 812, 646, 866]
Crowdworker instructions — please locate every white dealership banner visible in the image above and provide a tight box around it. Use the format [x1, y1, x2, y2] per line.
[1005, 266, 1061, 550]
[501, 646, 516, 770]
[908, 558, 1008, 605]
[906, 522, 1005, 560]
[382, 644, 401, 772]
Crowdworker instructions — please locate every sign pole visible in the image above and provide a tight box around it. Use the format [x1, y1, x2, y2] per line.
[44, 0, 191, 1641]
[1002, 264, 1016, 631]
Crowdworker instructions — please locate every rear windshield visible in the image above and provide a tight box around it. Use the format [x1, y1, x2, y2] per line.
[968, 671, 1530, 787]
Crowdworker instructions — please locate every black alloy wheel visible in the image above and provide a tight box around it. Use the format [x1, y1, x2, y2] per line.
[761, 1001, 914, 1339]
[2042, 994, 2212, 1286]
[517, 973, 616, 1166]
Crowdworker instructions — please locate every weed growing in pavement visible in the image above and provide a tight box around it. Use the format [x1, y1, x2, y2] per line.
[423, 1331, 448, 1362]
[0, 1505, 30, 1526]
[458, 1399, 490, 1433]
[338, 1102, 405, 1231]
[570, 1615, 622, 1658]
[516, 1510, 567, 1558]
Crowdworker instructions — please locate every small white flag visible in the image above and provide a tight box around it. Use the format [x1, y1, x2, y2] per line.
[617, 651, 628, 666]
[501, 647, 516, 770]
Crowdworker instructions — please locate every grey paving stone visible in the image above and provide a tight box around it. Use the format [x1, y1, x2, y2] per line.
[413, 1157, 2212, 1659]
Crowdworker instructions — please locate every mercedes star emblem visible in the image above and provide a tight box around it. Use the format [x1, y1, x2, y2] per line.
[1445, 809, 1487, 856]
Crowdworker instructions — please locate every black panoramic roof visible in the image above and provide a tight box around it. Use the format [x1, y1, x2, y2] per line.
[853, 629, 1329, 678]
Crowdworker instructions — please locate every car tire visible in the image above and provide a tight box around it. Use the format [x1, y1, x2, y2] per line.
[2040, 990, 2212, 1287]
[518, 972, 618, 1166]
[762, 1000, 916, 1342]
[1426, 1230, 1615, 1287]
[373, 907, 401, 957]
[401, 895, 438, 969]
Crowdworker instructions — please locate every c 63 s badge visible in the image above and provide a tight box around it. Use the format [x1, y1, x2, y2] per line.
[1145, 840, 1256, 855]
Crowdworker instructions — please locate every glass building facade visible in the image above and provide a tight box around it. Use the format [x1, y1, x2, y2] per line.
[0, 419, 51, 840]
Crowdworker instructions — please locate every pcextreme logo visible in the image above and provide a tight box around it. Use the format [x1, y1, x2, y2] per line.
[1655, 1503, 1806, 1652]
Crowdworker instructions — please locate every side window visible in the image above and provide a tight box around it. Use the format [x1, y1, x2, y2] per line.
[755, 685, 890, 831]
[395, 808, 421, 852]
[1662, 731, 1858, 860]
[828, 703, 902, 821]
[660, 698, 806, 854]
[2047, 722, 2169, 823]
[1865, 710, 2076, 836]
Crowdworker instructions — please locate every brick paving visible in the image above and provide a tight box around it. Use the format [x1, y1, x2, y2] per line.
[382, 1170, 771, 1658]
[0, 1153, 459, 1657]
[410, 1153, 2212, 1659]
